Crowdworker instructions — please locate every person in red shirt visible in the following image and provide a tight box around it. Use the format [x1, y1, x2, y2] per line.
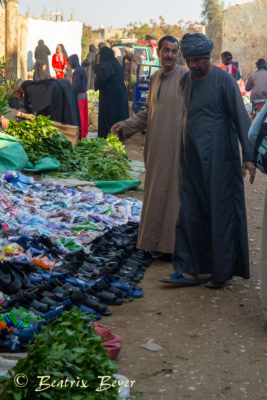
[52, 44, 67, 79]
[221, 51, 241, 81]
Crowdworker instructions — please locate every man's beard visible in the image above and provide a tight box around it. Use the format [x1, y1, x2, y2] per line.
[191, 68, 206, 77]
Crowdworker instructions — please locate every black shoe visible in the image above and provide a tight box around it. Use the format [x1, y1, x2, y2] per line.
[71, 290, 112, 316]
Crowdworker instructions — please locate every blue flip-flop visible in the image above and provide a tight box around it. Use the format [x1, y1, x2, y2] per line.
[105, 277, 143, 298]
[11, 326, 40, 342]
[76, 305, 102, 320]
[160, 271, 200, 285]
[63, 276, 88, 290]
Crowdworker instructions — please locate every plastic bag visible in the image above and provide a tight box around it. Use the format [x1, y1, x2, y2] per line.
[92, 322, 122, 360]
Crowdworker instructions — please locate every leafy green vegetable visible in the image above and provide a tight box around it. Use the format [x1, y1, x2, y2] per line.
[5, 116, 132, 181]
[1, 308, 119, 400]
[87, 90, 99, 103]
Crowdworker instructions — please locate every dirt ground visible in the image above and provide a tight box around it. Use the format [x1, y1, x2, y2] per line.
[101, 134, 267, 400]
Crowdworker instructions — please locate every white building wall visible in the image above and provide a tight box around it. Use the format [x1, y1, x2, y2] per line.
[27, 18, 83, 76]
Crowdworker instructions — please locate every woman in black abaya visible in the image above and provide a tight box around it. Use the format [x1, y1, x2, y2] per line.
[95, 47, 129, 138]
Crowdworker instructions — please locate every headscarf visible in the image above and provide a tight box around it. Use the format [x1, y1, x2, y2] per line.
[59, 43, 68, 59]
[113, 47, 121, 58]
[124, 46, 134, 54]
[100, 47, 115, 63]
[68, 55, 87, 93]
[256, 60, 267, 70]
[35, 40, 50, 63]
[89, 44, 96, 53]
[181, 33, 214, 58]
[98, 42, 106, 50]
[68, 54, 81, 69]
[11, 79, 24, 92]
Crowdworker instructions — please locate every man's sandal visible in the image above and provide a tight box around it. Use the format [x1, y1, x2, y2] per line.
[159, 271, 200, 285]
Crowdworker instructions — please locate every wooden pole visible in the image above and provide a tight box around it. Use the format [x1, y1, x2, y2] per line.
[5, 0, 19, 79]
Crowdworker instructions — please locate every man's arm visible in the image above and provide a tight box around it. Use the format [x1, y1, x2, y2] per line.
[245, 76, 253, 92]
[248, 101, 267, 144]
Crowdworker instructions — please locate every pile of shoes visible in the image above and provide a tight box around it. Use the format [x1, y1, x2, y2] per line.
[0, 223, 155, 351]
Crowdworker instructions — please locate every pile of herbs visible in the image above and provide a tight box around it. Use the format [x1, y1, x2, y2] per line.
[5, 116, 132, 181]
[1, 308, 119, 400]
[74, 136, 131, 181]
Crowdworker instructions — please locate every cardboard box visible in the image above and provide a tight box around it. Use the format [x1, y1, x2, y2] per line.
[52, 121, 79, 146]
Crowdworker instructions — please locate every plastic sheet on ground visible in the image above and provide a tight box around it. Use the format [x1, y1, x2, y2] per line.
[0, 356, 18, 377]
[41, 177, 102, 193]
[23, 157, 60, 173]
[43, 175, 142, 195]
[94, 180, 141, 194]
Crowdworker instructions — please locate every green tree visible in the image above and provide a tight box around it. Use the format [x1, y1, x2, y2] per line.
[126, 17, 187, 41]
[81, 24, 97, 60]
[201, 0, 224, 60]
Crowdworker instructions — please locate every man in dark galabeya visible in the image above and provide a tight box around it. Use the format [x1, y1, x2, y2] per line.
[161, 33, 256, 288]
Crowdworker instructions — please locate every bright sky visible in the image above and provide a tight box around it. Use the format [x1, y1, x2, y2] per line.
[18, 0, 252, 29]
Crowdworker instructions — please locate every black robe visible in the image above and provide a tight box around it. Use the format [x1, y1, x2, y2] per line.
[34, 40, 51, 79]
[173, 66, 254, 282]
[82, 49, 96, 90]
[95, 59, 129, 138]
[22, 79, 80, 126]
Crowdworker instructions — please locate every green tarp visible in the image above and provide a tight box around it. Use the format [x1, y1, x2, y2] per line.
[0, 132, 29, 173]
[23, 157, 60, 172]
[94, 180, 141, 194]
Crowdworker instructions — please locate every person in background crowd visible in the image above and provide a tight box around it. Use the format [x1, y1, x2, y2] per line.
[68, 54, 88, 139]
[59, 43, 72, 83]
[245, 58, 267, 103]
[122, 45, 142, 101]
[82, 44, 97, 90]
[0, 111, 35, 129]
[221, 51, 241, 81]
[113, 47, 123, 66]
[95, 47, 129, 139]
[110, 36, 187, 255]
[160, 33, 255, 287]
[93, 42, 107, 77]
[33, 61, 47, 81]
[0, 80, 35, 128]
[34, 40, 51, 79]
[18, 79, 79, 126]
[52, 44, 67, 79]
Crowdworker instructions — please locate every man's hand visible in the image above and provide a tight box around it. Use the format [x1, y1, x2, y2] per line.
[242, 161, 256, 184]
[0, 116, 9, 129]
[24, 114, 35, 122]
[110, 122, 122, 137]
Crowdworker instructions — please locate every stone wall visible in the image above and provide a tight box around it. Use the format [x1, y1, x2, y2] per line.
[222, 0, 267, 78]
